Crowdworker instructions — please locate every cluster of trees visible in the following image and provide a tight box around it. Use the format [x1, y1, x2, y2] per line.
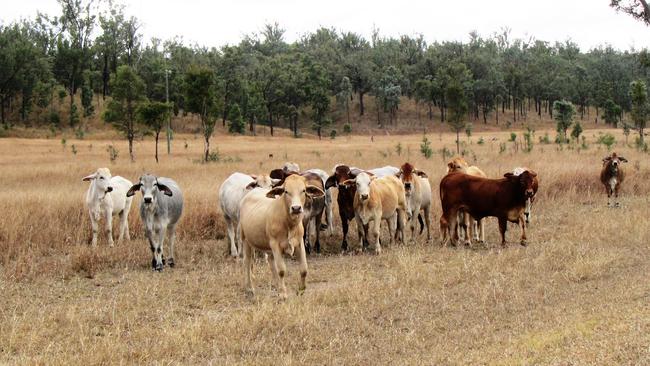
[2, 0, 650, 160]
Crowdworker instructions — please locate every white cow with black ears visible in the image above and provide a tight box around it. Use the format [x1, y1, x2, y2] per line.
[82, 167, 133, 247]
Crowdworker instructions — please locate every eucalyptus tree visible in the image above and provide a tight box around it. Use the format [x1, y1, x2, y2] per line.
[630, 79, 649, 145]
[184, 66, 221, 161]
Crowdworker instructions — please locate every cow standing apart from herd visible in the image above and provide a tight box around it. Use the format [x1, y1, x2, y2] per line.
[82, 151, 630, 298]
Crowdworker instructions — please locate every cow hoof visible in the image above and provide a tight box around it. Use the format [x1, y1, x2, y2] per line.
[167, 258, 175, 268]
[520, 240, 528, 247]
[245, 288, 255, 298]
[296, 287, 306, 296]
[615, 202, 621, 208]
[161, 257, 166, 266]
[153, 262, 163, 272]
[305, 244, 311, 254]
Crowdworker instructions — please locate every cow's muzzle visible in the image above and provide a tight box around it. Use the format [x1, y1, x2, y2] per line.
[290, 205, 303, 215]
[360, 194, 369, 201]
[144, 197, 153, 204]
[525, 189, 534, 198]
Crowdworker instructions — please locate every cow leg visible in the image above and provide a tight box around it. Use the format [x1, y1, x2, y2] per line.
[372, 218, 382, 254]
[297, 236, 308, 295]
[423, 206, 432, 242]
[398, 208, 407, 244]
[449, 209, 460, 246]
[225, 216, 238, 257]
[479, 218, 485, 244]
[606, 186, 612, 207]
[325, 192, 334, 235]
[303, 219, 312, 255]
[519, 216, 527, 246]
[355, 216, 365, 250]
[167, 225, 176, 268]
[498, 217, 508, 247]
[270, 241, 288, 300]
[314, 211, 323, 253]
[387, 217, 396, 246]
[104, 209, 114, 247]
[243, 241, 254, 296]
[341, 215, 350, 252]
[117, 210, 127, 243]
[462, 212, 472, 247]
[440, 214, 450, 247]
[615, 183, 620, 207]
[89, 210, 99, 246]
[266, 252, 279, 290]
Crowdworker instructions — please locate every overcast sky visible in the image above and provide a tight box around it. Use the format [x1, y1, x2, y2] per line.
[2, 0, 649, 51]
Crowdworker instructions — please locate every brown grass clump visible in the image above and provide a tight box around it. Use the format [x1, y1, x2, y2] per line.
[1, 128, 649, 364]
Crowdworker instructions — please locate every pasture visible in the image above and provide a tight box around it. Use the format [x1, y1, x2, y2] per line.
[1, 130, 649, 364]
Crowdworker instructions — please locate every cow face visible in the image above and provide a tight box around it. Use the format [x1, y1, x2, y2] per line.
[82, 168, 114, 194]
[603, 153, 627, 175]
[398, 162, 416, 196]
[266, 175, 325, 216]
[446, 157, 469, 173]
[126, 174, 173, 205]
[345, 172, 374, 201]
[504, 170, 538, 199]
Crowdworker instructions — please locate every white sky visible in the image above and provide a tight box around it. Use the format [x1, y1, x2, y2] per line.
[3, 0, 649, 51]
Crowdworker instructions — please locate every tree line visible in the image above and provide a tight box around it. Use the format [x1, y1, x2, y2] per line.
[2, 0, 650, 160]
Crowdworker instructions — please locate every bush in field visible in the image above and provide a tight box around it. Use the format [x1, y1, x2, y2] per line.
[553, 100, 575, 143]
[597, 133, 616, 150]
[420, 136, 433, 159]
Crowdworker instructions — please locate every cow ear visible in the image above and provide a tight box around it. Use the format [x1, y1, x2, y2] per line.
[602, 156, 612, 163]
[342, 179, 355, 187]
[503, 172, 515, 179]
[249, 174, 258, 180]
[415, 170, 428, 178]
[527, 170, 538, 177]
[269, 169, 285, 180]
[325, 175, 337, 189]
[126, 183, 141, 197]
[157, 183, 173, 196]
[306, 185, 325, 198]
[245, 181, 257, 190]
[266, 187, 285, 198]
[82, 173, 96, 182]
[619, 157, 628, 163]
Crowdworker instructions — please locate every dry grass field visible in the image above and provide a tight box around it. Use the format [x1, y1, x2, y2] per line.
[1, 128, 649, 365]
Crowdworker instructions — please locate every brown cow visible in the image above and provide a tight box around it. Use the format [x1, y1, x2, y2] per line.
[445, 157, 487, 244]
[440, 170, 538, 247]
[325, 165, 364, 251]
[600, 152, 627, 207]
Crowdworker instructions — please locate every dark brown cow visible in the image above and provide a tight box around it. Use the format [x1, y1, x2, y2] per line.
[439, 170, 538, 247]
[269, 169, 326, 253]
[325, 165, 366, 251]
[600, 152, 627, 207]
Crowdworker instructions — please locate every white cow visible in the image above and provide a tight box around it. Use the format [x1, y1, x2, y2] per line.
[368, 165, 400, 178]
[82, 168, 133, 247]
[218, 173, 276, 257]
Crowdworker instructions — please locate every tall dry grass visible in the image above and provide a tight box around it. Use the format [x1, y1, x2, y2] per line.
[1, 128, 649, 364]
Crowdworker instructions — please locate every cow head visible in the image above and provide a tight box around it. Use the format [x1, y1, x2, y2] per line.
[245, 174, 279, 190]
[82, 167, 114, 194]
[343, 171, 374, 201]
[126, 174, 172, 206]
[505, 170, 538, 199]
[269, 168, 299, 187]
[266, 174, 325, 216]
[446, 157, 469, 173]
[325, 165, 358, 191]
[603, 152, 627, 175]
[397, 163, 426, 196]
[512, 167, 538, 223]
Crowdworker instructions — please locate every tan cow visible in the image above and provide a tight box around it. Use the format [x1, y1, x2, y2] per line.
[343, 172, 409, 254]
[445, 157, 487, 244]
[239, 175, 325, 299]
[397, 162, 432, 242]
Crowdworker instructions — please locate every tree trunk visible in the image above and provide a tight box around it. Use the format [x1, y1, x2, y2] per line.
[155, 131, 159, 163]
[456, 129, 460, 154]
[640, 128, 644, 146]
[595, 107, 599, 124]
[512, 97, 516, 123]
[1, 97, 5, 125]
[346, 103, 350, 125]
[318, 126, 322, 140]
[359, 92, 365, 116]
[428, 104, 432, 120]
[128, 133, 134, 162]
[102, 52, 109, 99]
[269, 111, 274, 136]
[495, 102, 499, 124]
[204, 134, 210, 162]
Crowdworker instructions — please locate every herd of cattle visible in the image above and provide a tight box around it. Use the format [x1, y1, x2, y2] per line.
[81, 151, 628, 298]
